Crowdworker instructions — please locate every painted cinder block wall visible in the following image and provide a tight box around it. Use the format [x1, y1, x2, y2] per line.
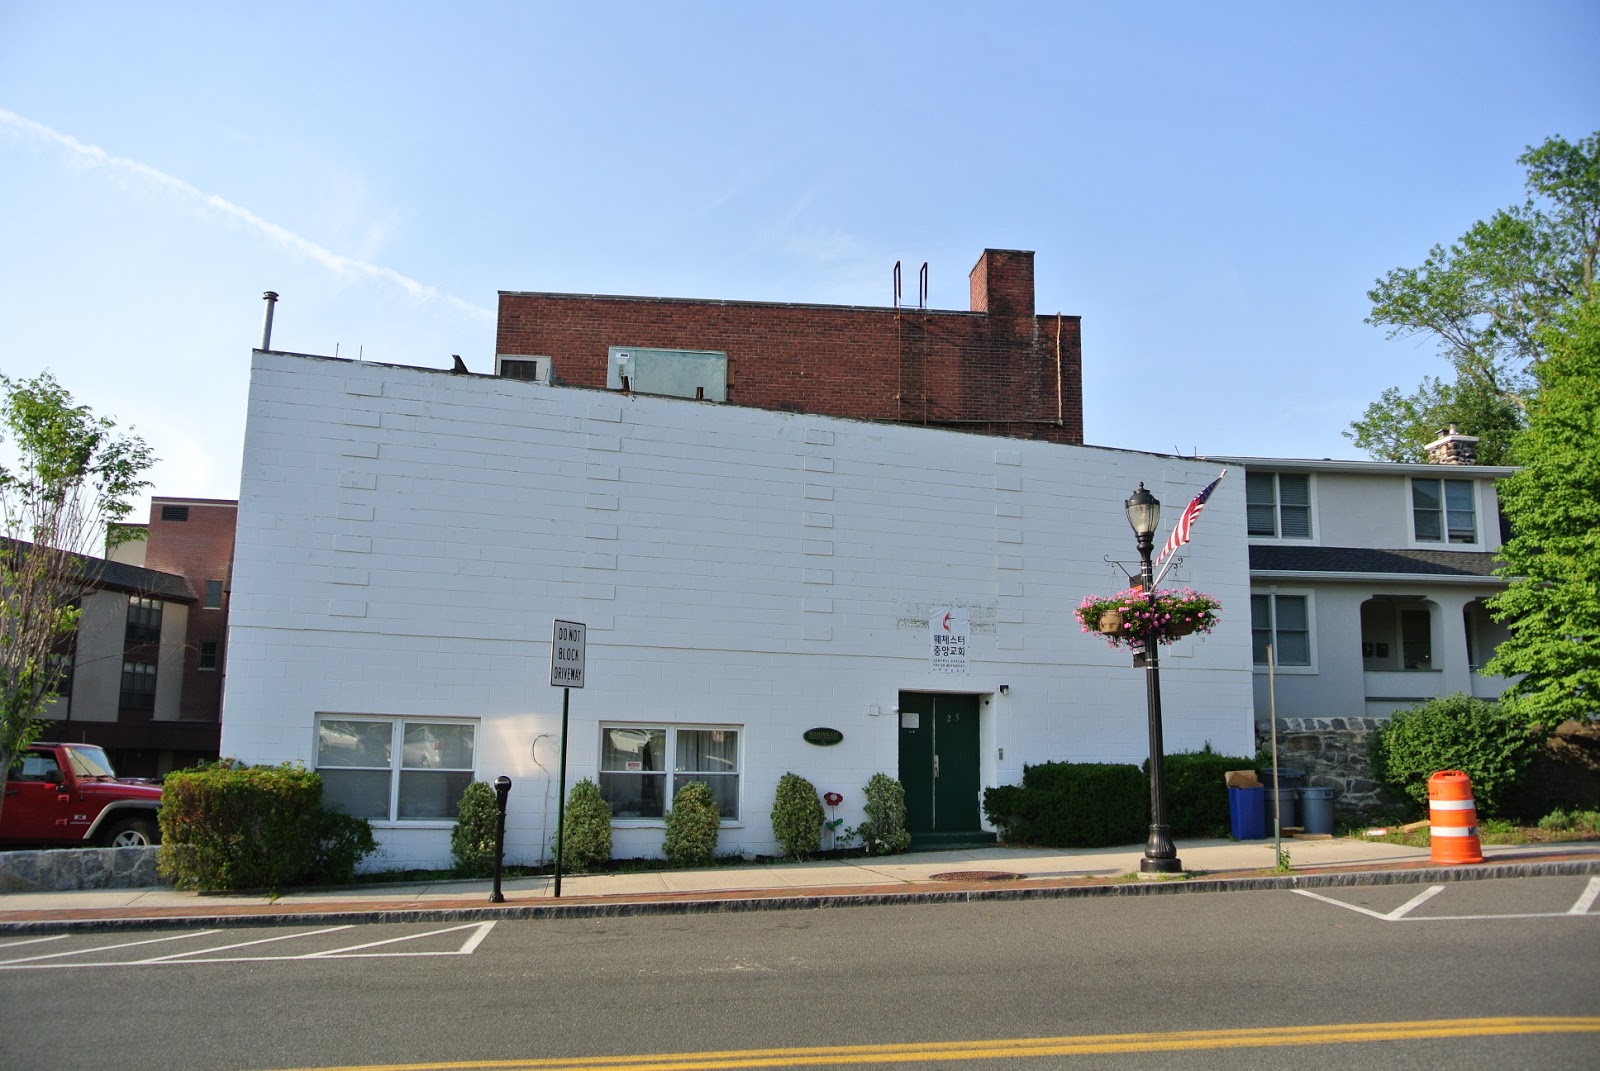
[221, 349, 1251, 870]
[496, 249, 1085, 445]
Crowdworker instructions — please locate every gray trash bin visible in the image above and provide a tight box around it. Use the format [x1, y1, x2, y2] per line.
[1299, 785, 1335, 835]
[1265, 787, 1298, 831]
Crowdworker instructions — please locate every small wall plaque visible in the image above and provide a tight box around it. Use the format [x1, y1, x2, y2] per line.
[803, 727, 844, 746]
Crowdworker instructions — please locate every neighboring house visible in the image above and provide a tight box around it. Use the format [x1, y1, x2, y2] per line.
[494, 248, 1085, 445]
[1214, 428, 1514, 807]
[218, 348, 1254, 871]
[40, 497, 237, 777]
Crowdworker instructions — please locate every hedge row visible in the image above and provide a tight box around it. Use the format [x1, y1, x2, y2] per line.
[157, 763, 376, 891]
[983, 747, 1255, 848]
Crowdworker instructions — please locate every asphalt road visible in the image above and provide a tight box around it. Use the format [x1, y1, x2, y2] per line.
[3, 875, 1598, 1070]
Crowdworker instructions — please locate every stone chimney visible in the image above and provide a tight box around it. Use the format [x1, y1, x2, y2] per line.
[1424, 424, 1479, 465]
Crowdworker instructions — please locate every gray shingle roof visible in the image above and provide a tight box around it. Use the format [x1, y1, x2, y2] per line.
[1249, 545, 1502, 578]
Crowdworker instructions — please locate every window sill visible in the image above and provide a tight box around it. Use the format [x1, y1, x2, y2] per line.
[369, 820, 458, 830]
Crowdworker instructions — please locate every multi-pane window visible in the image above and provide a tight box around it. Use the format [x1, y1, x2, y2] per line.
[198, 640, 219, 670]
[599, 725, 741, 821]
[1251, 593, 1310, 667]
[203, 580, 223, 609]
[120, 661, 157, 708]
[1246, 472, 1311, 538]
[315, 715, 477, 821]
[125, 597, 163, 644]
[1412, 478, 1476, 544]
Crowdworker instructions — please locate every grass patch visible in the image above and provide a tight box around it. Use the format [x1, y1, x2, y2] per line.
[1355, 808, 1600, 849]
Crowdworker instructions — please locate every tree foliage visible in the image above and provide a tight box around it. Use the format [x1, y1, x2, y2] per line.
[1485, 299, 1600, 726]
[0, 372, 154, 819]
[1348, 133, 1599, 464]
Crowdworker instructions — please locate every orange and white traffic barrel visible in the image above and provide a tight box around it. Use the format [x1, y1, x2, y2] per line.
[1428, 770, 1484, 865]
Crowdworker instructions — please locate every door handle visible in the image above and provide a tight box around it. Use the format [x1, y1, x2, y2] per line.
[932, 754, 940, 780]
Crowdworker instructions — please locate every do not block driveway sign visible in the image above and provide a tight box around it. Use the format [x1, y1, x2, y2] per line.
[551, 620, 586, 688]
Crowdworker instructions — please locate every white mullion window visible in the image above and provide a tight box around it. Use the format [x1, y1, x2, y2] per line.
[1246, 472, 1311, 539]
[1412, 477, 1477, 544]
[1251, 592, 1313, 669]
[316, 714, 476, 822]
[600, 724, 741, 822]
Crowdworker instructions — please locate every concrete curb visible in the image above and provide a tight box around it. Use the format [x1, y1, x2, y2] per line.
[4, 856, 1596, 936]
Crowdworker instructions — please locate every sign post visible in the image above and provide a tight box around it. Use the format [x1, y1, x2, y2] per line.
[550, 620, 586, 898]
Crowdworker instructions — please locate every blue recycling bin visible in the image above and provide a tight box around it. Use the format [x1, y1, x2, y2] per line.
[1228, 785, 1266, 840]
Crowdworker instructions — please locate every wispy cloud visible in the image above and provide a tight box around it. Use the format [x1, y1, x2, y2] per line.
[0, 108, 492, 323]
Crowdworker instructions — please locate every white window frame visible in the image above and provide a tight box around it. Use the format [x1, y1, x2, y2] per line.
[1245, 471, 1314, 541]
[1251, 589, 1316, 674]
[313, 714, 478, 826]
[598, 722, 743, 827]
[1409, 476, 1479, 547]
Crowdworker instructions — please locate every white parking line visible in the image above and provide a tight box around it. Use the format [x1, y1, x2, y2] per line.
[0, 921, 496, 969]
[1296, 880, 1600, 923]
[0, 929, 220, 966]
[300, 921, 494, 958]
[134, 925, 354, 962]
[0, 934, 69, 950]
[1385, 885, 1445, 920]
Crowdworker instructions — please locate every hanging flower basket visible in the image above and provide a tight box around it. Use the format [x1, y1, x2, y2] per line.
[1076, 587, 1221, 650]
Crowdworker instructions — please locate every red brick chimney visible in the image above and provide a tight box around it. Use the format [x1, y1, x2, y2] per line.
[969, 249, 1035, 320]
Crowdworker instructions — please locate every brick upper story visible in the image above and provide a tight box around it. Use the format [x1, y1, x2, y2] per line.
[495, 249, 1084, 445]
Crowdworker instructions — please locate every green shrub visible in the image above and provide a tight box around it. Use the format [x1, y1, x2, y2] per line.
[770, 772, 825, 858]
[663, 780, 721, 866]
[156, 762, 376, 891]
[857, 773, 912, 855]
[1144, 744, 1257, 837]
[983, 762, 1147, 848]
[450, 780, 500, 878]
[1369, 694, 1540, 817]
[560, 778, 613, 871]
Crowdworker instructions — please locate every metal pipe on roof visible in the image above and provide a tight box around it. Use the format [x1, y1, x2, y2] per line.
[260, 291, 279, 350]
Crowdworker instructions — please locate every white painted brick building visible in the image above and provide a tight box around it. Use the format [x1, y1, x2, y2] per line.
[220, 349, 1254, 869]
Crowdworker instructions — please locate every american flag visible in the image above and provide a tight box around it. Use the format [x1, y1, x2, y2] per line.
[1155, 471, 1226, 567]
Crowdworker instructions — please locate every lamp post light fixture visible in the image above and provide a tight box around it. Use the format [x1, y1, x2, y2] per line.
[1125, 482, 1183, 875]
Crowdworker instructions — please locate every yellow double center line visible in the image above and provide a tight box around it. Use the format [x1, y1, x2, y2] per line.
[277, 1016, 1600, 1071]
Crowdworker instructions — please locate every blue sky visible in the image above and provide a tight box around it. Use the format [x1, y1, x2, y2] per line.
[2, 2, 1595, 513]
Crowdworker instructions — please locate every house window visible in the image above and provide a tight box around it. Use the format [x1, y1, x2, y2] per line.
[197, 641, 219, 670]
[1246, 472, 1311, 538]
[120, 661, 157, 709]
[203, 580, 223, 609]
[126, 597, 163, 644]
[1251, 594, 1310, 667]
[1412, 478, 1476, 544]
[599, 724, 741, 821]
[315, 715, 476, 822]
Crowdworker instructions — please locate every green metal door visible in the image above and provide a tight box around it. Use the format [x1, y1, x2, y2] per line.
[898, 692, 981, 836]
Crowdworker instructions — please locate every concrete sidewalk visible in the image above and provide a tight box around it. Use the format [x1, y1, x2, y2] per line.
[4, 836, 1599, 932]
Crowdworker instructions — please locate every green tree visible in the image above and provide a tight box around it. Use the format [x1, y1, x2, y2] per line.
[1349, 133, 1599, 464]
[0, 372, 153, 823]
[1484, 298, 1600, 727]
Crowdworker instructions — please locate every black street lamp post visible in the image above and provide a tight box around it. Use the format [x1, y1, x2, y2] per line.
[1125, 483, 1182, 875]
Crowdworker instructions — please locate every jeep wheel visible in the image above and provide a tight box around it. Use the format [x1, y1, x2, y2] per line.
[101, 816, 159, 847]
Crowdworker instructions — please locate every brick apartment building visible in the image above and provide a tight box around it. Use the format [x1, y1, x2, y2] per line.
[40, 497, 237, 777]
[495, 248, 1084, 444]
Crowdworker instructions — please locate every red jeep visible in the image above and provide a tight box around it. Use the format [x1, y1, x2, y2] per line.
[1, 742, 163, 848]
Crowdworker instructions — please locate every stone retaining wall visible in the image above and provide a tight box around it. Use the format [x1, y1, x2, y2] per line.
[1259, 717, 1400, 815]
[0, 846, 166, 892]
